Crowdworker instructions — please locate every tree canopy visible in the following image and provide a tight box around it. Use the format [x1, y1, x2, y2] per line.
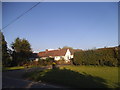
[1, 32, 11, 67]
[62, 46, 73, 49]
[11, 37, 32, 66]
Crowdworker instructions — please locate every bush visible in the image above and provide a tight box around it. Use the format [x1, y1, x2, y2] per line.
[55, 60, 71, 65]
[73, 47, 119, 66]
[38, 57, 54, 66]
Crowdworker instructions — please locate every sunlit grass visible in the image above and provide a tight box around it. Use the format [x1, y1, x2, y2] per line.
[60, 65, 119, 88]
[3, 66, 25, 71]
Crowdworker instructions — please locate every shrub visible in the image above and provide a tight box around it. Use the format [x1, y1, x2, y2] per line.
[37, 57, 54, 66]
[55, 60, 71, 65]
[73, 47, 118, 66]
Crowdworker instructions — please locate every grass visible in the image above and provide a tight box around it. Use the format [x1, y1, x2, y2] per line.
[2, 66, 25, 71]
[2, 64, 49, 71]
[60, 65, 119, 88]
[23, 65, 119, 88]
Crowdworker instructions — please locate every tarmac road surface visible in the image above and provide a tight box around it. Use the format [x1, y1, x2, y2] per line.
[2, 67, 67, 88]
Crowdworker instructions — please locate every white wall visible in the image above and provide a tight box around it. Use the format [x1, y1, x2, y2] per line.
[54, 56, 61, 60]
[41, 57, 47, 59]
[64, 49, 71, 60]
[35, 58, 39, 61]
[71, 55, 73, 58]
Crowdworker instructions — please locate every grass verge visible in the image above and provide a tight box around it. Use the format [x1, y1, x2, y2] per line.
[2, 66, 25, 71]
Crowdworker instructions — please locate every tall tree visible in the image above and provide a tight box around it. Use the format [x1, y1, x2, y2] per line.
[1, 32, 11, 67]
[11, 37, 32, 66]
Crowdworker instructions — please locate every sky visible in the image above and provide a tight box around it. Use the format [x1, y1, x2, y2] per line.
[2, 2, 118, 52]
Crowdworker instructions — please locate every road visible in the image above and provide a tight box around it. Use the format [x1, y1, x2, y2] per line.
[2, 67, 65, 88]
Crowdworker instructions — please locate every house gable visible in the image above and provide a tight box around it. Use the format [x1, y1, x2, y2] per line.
[64, 49, 72, 60]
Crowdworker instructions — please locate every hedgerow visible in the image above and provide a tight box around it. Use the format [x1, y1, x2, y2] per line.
[73, 47, 119, 66]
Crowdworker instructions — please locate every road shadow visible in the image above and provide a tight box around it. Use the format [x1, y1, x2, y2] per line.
[2, 69, 60, 88]
[38, 68, 108, 88]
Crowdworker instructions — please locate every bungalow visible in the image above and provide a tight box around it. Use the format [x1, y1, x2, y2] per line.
[38, 48, 81, 62]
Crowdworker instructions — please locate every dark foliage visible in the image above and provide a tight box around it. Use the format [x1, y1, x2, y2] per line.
[11, 37, 32, 66]
[38, 57, 54, 66]
[55, 60, 71, 65]
[62, 46, 73, 49]
[73, 47, 119, 66]
[1, 32, 11, 67]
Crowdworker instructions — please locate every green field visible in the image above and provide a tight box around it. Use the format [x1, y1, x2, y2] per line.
[23, 65, 119, 88]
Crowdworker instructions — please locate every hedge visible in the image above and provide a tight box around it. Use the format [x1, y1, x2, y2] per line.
[73, 47, 119, 66]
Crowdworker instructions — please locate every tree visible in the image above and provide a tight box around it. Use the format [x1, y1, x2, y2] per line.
[11, 37, 32, 66]
[1, 32, 11, 67]
[62, 46, 73, 49]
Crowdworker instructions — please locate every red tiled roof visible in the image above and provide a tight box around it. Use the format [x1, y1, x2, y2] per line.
[38, 49, 82, 57]
[38, 49, 67, 57]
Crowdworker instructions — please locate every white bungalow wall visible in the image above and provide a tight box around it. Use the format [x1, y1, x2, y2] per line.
[64, 49, 72, 60]
[54, 56, 65, 61]
[54, 56, 61, 60]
